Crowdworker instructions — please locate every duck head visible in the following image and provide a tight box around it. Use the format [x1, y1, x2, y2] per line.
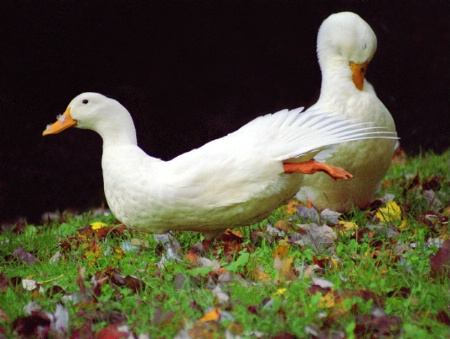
[317, 11, 377, 90]
[43, 92, 137, 146]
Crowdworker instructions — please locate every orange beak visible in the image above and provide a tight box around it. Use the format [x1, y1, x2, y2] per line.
[350, 61, 368, 90]
[42, 108, 77, 136]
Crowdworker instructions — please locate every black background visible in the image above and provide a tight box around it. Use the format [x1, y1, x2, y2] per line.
[1, 0, 449, 224]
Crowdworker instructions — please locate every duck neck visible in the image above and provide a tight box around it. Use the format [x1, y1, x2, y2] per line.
[318, 57, 358, 101]
[97, 121, 138, 149]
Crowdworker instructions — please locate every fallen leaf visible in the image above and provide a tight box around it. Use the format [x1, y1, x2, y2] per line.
[436, 309, 450, 326]
[296, 206, 320, 223]
[12, 247, 39, 265]
[312, 277, 334, 289]
[274, 220, 292, 232]
[22, 279, 39, 291]
[272, 288, 287, 297]
[200, 308, 221, 322]
[90, 221, 108, 230]
[422, 190, 443, 210]
[12, 312, 50, 337]
[292, 223, 337, 252]
[212, 285, 230, 306]
[376, 201, 408, 231]
[320, 209, 342, 225]
[354, 314, 402, 337]
[274, 256, 297, 282]
[96, 324, 135, 339]
[251, 268, 272, 282]
[0, 273, 8, 293]
[376, 201, 402, 223]
[319, 290, 335, 308]
[273, 243, 290, 259]
[430, 239, 450, 279]
[337, 221, 358, 236]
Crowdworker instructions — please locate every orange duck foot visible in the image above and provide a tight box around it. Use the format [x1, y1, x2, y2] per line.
[283, 159, 353, 180]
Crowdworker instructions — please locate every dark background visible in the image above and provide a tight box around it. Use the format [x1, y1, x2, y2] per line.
[0, 0, 449, 224]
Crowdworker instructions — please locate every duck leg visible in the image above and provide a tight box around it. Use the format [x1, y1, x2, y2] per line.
[283, 159, 353, 180]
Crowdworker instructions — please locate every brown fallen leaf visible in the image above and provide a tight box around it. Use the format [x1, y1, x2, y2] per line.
[0, 273, 9, 293]
[274, 256, 297, 283]
[96, 324, 135, 339]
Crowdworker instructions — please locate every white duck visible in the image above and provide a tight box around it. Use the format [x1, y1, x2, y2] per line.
[43, 92, 396, 239]
[296, 12, 398, 212]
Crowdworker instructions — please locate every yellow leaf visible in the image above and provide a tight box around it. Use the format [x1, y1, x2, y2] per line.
[273, 243, 289, 259]
[376, 201, 402, 223]
[319, 291, 335, 308]
[200, 308, 220, 322]
[91, 222, 107, 230]
[251, 268, 272, 282]
[272, 288, 287, 297]
[286, 200, 302, 214]
[338, 221, 358, 235]
[113, 246, 125, 260]
[398, 219, 409, 231]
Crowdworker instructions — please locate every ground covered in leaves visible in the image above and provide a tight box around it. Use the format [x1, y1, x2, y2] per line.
[1, 150, 449, 338]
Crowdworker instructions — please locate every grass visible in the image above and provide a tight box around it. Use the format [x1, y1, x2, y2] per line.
[0, 149, 449, 338]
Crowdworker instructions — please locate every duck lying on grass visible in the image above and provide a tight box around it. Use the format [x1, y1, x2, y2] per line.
[43, 92, 397, 240]
[295, 12, 398, 212]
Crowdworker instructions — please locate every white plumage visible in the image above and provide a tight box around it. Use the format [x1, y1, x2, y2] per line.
[44, 92, 396, 239]
[296, 12, 398, 211]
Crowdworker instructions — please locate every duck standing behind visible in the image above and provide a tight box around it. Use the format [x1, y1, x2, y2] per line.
[43, 92, 397, 239]
[296, 12, 398, 212]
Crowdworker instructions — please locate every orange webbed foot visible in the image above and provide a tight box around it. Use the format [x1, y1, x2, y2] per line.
[283, 159, 353, 180]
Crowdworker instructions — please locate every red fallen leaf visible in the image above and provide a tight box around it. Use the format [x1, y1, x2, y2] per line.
[12, 311, 51, 337]
[219, 229, 244, 242]
[111, 273, 145, 294]
[312, 256, 340, 270]
[308, 285, 332, 295]
[353, 289, 386, 308]
[247, 305, 258, 314]
[12, 247, 39, 265]
[273, 333, 297, 339]
[96, 324, 135, 339]
[422, 174, 441, 191]
[354, 314, 402, 337]
[0, 273, 8, 292]
[93, 224, 129, 240]
[430, 239, 450, 279]
[436, 309, 450, 325]
[45, 285, 66, 297]
[9, 276, 22, 289]
[70, 319, 94, 339]
[386, 287, 411, 299]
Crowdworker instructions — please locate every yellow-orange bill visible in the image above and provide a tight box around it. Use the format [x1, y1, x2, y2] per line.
[350, 61, 368, 90]
[42, 109, 77, 136]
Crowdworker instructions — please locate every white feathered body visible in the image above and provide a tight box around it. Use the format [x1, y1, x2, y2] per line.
[101, 107, 384, 234]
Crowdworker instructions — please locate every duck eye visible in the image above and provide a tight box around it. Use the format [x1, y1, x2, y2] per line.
[82, 99, 89, 104]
